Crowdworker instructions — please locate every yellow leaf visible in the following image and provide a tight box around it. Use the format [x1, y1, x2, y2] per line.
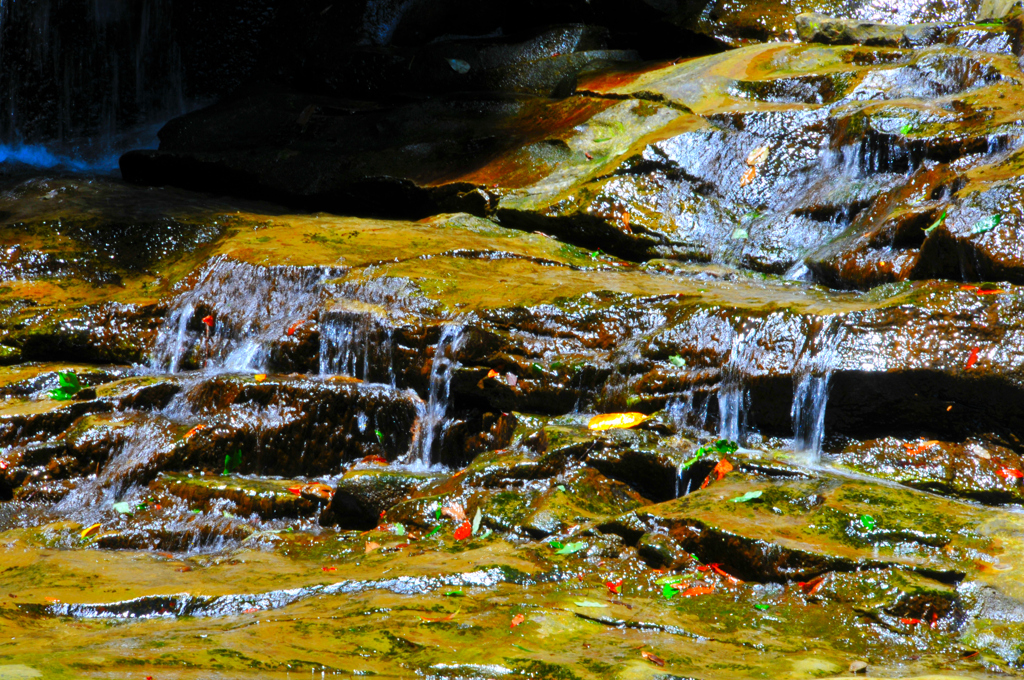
[746, 146, 769, 166]
[740, 166, 757, 187]
[254, 374, 267, 382]
[587, 412, 649, 431]
[81, 523, 101, 539]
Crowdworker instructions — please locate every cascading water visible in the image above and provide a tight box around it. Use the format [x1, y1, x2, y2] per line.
[416, 324, 463, 466]
[790, 318, 845, 462]
[318, 305, 396, 385]
[150, 257, 334, 374]
[718, 325, 756, 443]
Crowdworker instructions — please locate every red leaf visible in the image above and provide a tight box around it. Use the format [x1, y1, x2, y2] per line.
[183, 424, 207, 441]
[641, 650, 666, 667]
[510, 613, 525, 629]
[361, 455, 388, 465]
[606, 578, 623, 595]
[679, 584, 715, 597]
[454, 522, 472, 541]
[966, 346, 980, 369]
[798, 576, 824, 595]
[998, 468, 1024, 479]
[700, 458, 734, 489]
[960, 285, 978, 291]
[243, 607, 259, 613]
[977, 289, 1004, 295]
[202, 315, 215, 327]
[321, 566, 336, 572]
[710, 563, 743, 584]
[286, 320, 305, 336]
[900, 617, 921, 625]
[585, 152, 593, 160]
[287, 485, 302, 496]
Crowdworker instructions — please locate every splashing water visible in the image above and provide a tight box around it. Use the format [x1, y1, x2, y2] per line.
[417, 324, 463, 466]
[791, 318, 846, 462]
[718, 325, 757, 443]
[319, 304, 396, 385]
[150, 257, 336, 374]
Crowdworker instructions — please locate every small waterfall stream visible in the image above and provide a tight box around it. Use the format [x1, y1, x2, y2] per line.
[791, 318, 845, 462]
[416, 324, 463, 466]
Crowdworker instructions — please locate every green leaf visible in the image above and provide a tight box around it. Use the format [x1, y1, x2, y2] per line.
[972, 214, 1002, 235]
[593, 137, 612, 143]
[668, 355, 686, 368]
[555, 541, 587, 555]
[444, 590, 464, 597]
[435, 506, 442, 520]
[731, 228, 748, 240]
[222, 511, 235, 519]
[58, 371, 81, 391]
[742, 210, 762, 222]
[655, 574, 686, 585]
[556, 485, 566, 492]
[426, 525, 441, 538]
[900, 123, 913, 135]
[511, 643, 535, 652]
[728, 490, 763, 503]
[112, 501, 134, 514]
[190, 509, 202, 514]
[479, 527, 492, 539]
[860, 515, 876, 530]
[392, 522, 406, 536]
[48, 389, 74, 401]
[754, 603, 771, 611]
[375, 429, 384, 443]
[223, 448, 242, 475]
[531, 362, 543, 374]
[471, 508, 482, 536]
[923, 210, 947, 236]
[573, 600, 608, 608]
[662, 584, 678, 600]
[548, 540, 565, 550]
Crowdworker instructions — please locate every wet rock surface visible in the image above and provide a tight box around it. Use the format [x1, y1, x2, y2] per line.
[13, 3, 1024, 675]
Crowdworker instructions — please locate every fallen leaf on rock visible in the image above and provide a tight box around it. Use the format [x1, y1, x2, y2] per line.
[606, 578, 623, 595]
[254, 374, 267, 382]
[587, 412, 649, 431]
[471, 508, 483, 535]
[486, 369, 499, 379]
[710, 563, 743, 584]
[960, 284, 978, 291]
[392, 523, 406, 536]
[998, 468, 1024, 479]
[972, 214, 1001, 235]
[900, 617, 921, 625]
[679, 584, 715, 597]
[321, 566, 336, 572]
[923, 210, 947, 236]
[861, 515, 876, 530]
[202, 315, 214, 327]
[300, 482, 334, 502]
[365, 541, 380, 554]
[746, 146, 770, 166]
[668, 355, 686, 368]
[700, 458, 733, 489]
[966, 346, 980, 369]
[641, 651, 666, 667]
[728, 490, 762, 503]
[287, 485, 302, 496]
[977, 288, 1004, 295]
[361, 454, 389, 465]
[112, 502, 133, 514]
[506, 373, 518, 387]
[740, 166, 757, 187]
[798, 576, 824, 595]
[454, 521, 472, 541]
[442, 502, 467, 523]
[80, 523, 101, 539]
[285, 320, 305, 336]
[905, 440, 940, 456]
[555, 541, 587, 555]
[243, 607, 259, 614]
[510, 613, 525, 629]
[754, 603, 771, 611]
[183, 424, 207, 441]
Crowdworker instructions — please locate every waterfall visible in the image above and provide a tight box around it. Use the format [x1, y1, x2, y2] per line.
[150, 257, 334, 374]
[416, 324, 463, 466]
[318, 305, 396, 385]
[790, 318, 845, 462]
[718, 326, 755, 443]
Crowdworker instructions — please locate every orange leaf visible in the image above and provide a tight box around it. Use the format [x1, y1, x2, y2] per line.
[977, 289, 1004, 295]
[285, 320, 305, 336]
[365, 541, 380, 554]
[202, 315, 215, 327]
[904, 440, 940, 456]
[287, 485, 302, 495]
[300, 482, 334, 501]
[486, 369, 500, 379]
[454, 521, 472, 541]
[361, 454, 388, 465]
[80, 523, 101, 539]
[679, 584, 715, 597]
[587, 412, 649, 431]
[966, 346, 980, 369]
[960, 284, 978, 291]
[710, 563, 743, 584]
[606, 578, 623, 595]
[254, 374, 267, 383]
[740, 166, 757, 187]
[510, 613, 525, 629]
[321, 566, 336, 572]
[900, 617, 921, 625]
[420, 606, 460, 623]
[700, 458, 733, 489]
[641, 650, 666, 667]
[183, 424, 207, 441]
[798, 576, 824, 595]
[998, 468, 1024, 479]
